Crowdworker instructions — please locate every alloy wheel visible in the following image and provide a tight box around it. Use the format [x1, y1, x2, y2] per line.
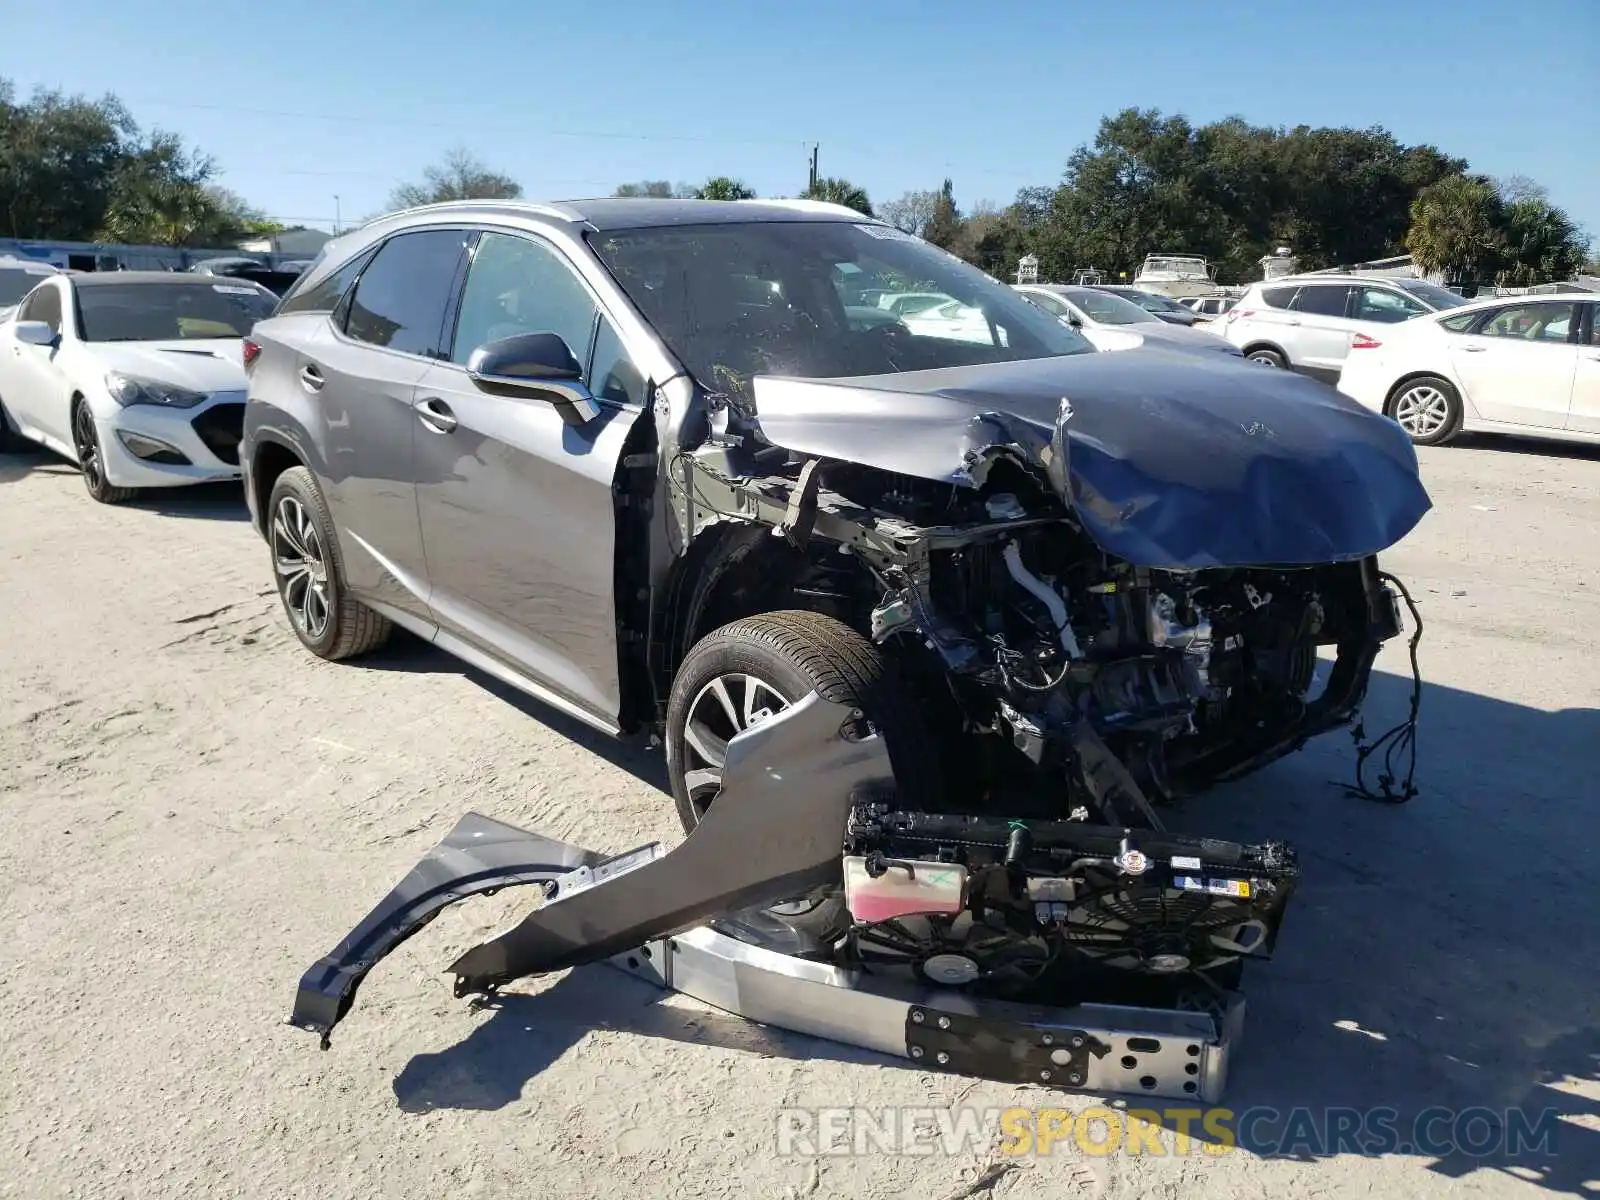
[1392, 385, 1451, 439]
[73, 405, 103, 491]
[680, 673, 792, 822]
[272, 495, 332, 641]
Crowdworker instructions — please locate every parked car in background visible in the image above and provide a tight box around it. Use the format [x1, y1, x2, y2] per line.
[190, 257, 304, 297]
[1013, 283, 1243, 358]
[1336, 292, 1599, 446]
[1094, 284, 1200, 326]
[0, 256, 63, 321]
[0, 272, 276, 501]
[1221, 274, 1467, 381]
[1180, 295, 1237, 322]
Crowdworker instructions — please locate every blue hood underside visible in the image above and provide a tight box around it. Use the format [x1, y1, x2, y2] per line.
[750, 349, 1433, 570]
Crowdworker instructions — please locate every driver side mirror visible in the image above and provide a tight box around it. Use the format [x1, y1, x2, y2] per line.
[14, 320, 59, 348]
[1066, 312, 1084, 329]
[466, 331, 600, 425]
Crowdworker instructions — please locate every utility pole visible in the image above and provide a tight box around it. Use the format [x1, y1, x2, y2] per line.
[333, 195, 342, 235]
[807, 144, 819, 194]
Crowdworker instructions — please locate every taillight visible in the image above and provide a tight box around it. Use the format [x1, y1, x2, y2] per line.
[242, 339, 261, 370]
[1351, 333, 1382, 350]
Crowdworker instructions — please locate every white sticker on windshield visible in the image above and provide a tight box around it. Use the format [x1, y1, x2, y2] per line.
[212, 284, 258, 295]
[855, 223, 920, 242]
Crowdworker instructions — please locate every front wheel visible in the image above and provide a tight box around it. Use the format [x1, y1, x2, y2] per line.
[1388, 375, 1462, 446]
[266, 465, 392, 660]
[1246, 347, 1286, 368]
[665, 610, 943, 945]
[71, 400, 137, 504]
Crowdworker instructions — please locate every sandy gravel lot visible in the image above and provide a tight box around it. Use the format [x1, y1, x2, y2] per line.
[2, 434, 1597, 1200]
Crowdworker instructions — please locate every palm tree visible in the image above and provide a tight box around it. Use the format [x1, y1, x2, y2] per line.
[803, 177, 873, 217]
[1404, 175, 1504, 285]
[1499, 198, 1586, 286]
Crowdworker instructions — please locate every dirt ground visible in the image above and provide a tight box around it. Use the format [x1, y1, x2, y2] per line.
[2, 434, 1597, 1200]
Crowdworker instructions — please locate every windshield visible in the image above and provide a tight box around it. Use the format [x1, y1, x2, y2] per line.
[1396, 279, 1467, 310]
[1061, 287, 1160, 326]
[588, 221, 1094, 402]
[0, 268, 53, 307]
[1143, 258, 1208, 277]
[1111, 288, 1186, 312]
[76, 281, 276, 342]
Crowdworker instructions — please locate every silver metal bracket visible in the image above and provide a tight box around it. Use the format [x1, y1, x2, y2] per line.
[608, 925, 1242, 1103]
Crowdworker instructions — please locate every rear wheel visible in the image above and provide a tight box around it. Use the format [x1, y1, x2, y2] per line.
[665, 610, 943, 945]
[267, 465, 392, 660]
[1245, 347, 1286, 368]
[71, 400, 137, 505]
[1387, 375, 1462, 446]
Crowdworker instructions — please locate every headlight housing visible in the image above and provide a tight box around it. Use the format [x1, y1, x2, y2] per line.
[104, 371, 208, 409]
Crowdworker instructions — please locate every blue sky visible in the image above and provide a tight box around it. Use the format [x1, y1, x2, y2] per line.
[7, 0, 1597, 246]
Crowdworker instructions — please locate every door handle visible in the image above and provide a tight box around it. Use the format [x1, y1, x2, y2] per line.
[416, 397, 457, 434]
[1285, 319, 1301, 326]
[1459, 345, 1487, 353]
[1584, 351, 1600, 362]
[298, 363, 325, 391]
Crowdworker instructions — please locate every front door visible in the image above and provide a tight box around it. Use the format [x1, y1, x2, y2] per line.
[412, 229, 650, 728]
[1447, 299, 1579, 429]
[1566, 302, 1600, 435]
[311, 227, 472, 620]
[4, 281, 73, 449]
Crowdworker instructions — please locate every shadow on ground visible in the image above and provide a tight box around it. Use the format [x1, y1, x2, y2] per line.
[1454, 432, 1600, 462]
[130, 480, 250, 521]
[0, 445, 75, 484]
[353, 628, 668, 791]
[384, 650, 1597, 1193]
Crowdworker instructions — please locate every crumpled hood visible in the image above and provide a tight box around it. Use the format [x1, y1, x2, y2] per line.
[751, 349, 1432, 569]
[90, 339, 247, 394]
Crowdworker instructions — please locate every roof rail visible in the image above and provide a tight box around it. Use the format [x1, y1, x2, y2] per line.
[352, 198, 574, 233]
[739, 198, 879, 221]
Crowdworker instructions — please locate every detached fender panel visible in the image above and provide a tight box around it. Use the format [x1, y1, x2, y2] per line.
[293, 691, 895, 1046]
[290, 814, 603, 1046]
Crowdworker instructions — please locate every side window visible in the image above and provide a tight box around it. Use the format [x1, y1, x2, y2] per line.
[1478, 301, 1576, 343]
[589, 317, 648, 406]
[345, 230, 470, 357]
[277, 247, 376, 315]
[1354, 287, 1427, 324]
[1292, 285, 1353, 318]
[449, 231, 598, 368]
[1586, 305, 1600, 347]
[1027, 292, 1068, 318]
[1259, 286, 1299, 309]
[1439, 310, 1481, 334]
[19, 283, 63, 333]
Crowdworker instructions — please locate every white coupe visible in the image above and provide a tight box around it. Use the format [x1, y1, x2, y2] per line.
[1335, 292, 1600, 447]
[0, 271, 277, 503]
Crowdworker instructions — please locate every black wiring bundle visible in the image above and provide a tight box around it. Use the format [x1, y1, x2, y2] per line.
[1344, 571, 1424, 804]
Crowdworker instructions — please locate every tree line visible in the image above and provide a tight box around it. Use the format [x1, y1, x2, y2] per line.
[0, 78, 281, 246]
[4, 79, 1592, 288]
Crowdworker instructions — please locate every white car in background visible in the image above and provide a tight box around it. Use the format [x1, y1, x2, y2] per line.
[1221, 274, 1467, 381]
[1012, 283, 1244, 358]
[0, 271, 277, 503]
[1336, 292, 1600, 446]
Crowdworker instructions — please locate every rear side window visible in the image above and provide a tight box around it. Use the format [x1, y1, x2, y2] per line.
[1354, 286, 1429, 324]
[1439, 310, 1482, 333]
[345, 230, 471, 358]
[1024, 291, 1068, 317]
[278, 246, 376, 315]
[1259, 286, 1298, 309]
[1293, 285, 1353, 318]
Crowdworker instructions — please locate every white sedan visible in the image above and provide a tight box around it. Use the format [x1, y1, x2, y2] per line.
[1336, 292, 1600, 447]
[0, 271, 276, 503]
[1011, 283, 1244, 359]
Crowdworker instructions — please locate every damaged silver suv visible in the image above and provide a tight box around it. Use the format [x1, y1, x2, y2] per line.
[245, 198, 1430, 1021]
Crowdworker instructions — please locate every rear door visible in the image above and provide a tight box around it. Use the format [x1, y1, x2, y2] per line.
[1565, 302, 1600, 435]
[1446, 299, 1579, 429]
[312, 227, 472, 620]
[410, 228, 650, 729]
[1284, 283, 1357, 381]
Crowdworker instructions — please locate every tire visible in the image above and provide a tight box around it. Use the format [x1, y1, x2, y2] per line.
[1386, 375, 1462, 446]
[665, 610, 944, 945]
[0, 395, 18, 454]
[266, 465, 392, 660]
[1245, 347, 1286, 368]
[70, 399, 138, 505]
